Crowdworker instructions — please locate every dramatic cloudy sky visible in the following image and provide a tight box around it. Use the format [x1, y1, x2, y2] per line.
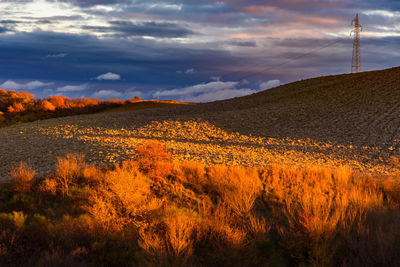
[0, 0, 399, 102]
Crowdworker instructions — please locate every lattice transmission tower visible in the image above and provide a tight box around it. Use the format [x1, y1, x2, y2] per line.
[350, 14, 363, 73]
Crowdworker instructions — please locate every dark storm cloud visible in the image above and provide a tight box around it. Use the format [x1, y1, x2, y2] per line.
[110, 21, 194, 38]
[0, 31, 247, 92]
[0, 20, 20, 24]
[1, 29, 400, 99]
[83, 21, 195, 38]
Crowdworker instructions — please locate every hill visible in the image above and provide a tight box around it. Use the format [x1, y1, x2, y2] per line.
[188, 66, 400, 148]
[1, 67, 400, 180]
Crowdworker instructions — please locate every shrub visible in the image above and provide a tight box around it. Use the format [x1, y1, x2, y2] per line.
[7, 102, 25, 113]
[10, 162, 36, 193]
[0, 211, 27, 229]
[138, 207, 197, 265]
[82, 165, 104, 185]
[40, 100, 56, 111]
[135, 141, 174, 179]
[55, 154, 85, 196]
[39, 177, 59, 196]
[207, 165, 262, 217]
[87, 160, 162, 233]
[48, 96, 67, 109]
[175, 161, 207, 192]
[104, 161, 152, 218]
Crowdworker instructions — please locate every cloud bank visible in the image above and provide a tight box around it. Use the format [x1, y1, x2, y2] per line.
[154, 80, 258, 102]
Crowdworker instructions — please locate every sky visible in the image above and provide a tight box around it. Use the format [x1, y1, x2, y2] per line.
[0, 0, 399, 102]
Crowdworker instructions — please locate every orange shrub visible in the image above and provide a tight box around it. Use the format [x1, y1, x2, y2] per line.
[48, 96, 67, 109]
[0, 89, 33, 112]
[7, 102, 25, 113]
[55, 154, 85, 195]
[82, 165, 104, 185]
[105, 99, 124, 104]
[135, 141, 174, 179]
[39, 100, 56, 111]
[39, 177, 58, 196]
[139, 207, 197, 265]
[87, 159, 162, 232]
[10, 162, 36, 193]
[207, 165, 262, 217]
[175, 161, 207, 192]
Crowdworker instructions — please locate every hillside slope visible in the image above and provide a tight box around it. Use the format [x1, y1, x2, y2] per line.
[1, 67, 400, 181]
[191, 66, 400, 148]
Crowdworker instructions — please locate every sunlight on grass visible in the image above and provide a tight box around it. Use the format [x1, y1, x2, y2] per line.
[39, 119, 400, 176]
[1, 140, 400, 266]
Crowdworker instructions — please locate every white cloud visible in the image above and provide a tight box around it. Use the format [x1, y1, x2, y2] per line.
[184, 68, 195, 74]
[26, 80, 52, 89]
[0, 81, 22, 91]
[92, 88, 143, 100]
[96, 72, 121, 80]
[0, 80, 52, 90]
[154, 80, 257, 102]
[363, 10, 399, 18]
[123, 88, 143, 99]
[46, 53, 67, 58]
[56, 83, 88, 92]
[93, 90, 122, 99]
[177, 68, 195, 74]
[259, 80, 280, 90]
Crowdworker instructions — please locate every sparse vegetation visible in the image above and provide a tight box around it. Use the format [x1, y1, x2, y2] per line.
[1, 140, 400, 266]
[0, 88, 190, 127]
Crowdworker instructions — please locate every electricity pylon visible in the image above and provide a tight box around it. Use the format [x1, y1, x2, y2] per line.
[350, 14, 363, 73]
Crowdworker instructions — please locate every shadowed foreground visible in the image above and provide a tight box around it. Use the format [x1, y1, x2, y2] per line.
[1, 141, 400, 266]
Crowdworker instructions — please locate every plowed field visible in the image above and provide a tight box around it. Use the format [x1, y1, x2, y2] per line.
[1, 67, 400, 180]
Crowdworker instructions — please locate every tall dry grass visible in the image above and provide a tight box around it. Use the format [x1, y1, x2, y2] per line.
[3, 140, 400, 266]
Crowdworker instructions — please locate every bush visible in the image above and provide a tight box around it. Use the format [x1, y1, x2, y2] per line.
[0, 211, 27, 229]
[10, 162, 36, 193]
[135, 141, 174, 179]
[55, 154, 85, 196]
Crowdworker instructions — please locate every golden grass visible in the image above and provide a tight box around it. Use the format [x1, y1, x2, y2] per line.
[2, 140, 400, 266]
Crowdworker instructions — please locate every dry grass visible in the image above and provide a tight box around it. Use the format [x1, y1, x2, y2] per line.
[2, 140, 400, 266]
